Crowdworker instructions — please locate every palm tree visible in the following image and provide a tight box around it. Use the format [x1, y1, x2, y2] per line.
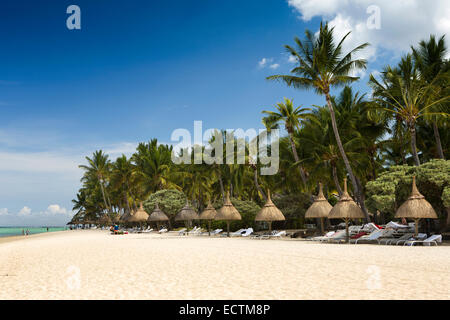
[262, 98, 311, 187]
[267, 22, 371, 221]
[110, 155, 134, 215]
[369, 54, 450, 166]
[412, 34, 448, 159]
[79, 150, 112, 214]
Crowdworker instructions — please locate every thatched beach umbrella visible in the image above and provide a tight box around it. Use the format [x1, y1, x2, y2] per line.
[395, 176, 438, 236]
[199, 200, 217, 236]
[148, 203, 169, 230]
[175, 200, 199, 233]
[255, 190, 285, 232]
[120, 210, 133, 223]
[98, 214, 112, 226]
[215, 192, 242, 237]
[305, 183, 332, 234]
[328, 179, 365, 242]
[127, 202, 149, 228]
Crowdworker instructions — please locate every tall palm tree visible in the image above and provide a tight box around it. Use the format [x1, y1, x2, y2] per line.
[79, 150, 112, 214]
[110, 155, 134, 215]
[262, 98, 311, 187]
[412, 34, 448, 159]
[370, 54, 450, 166]
[267, 22, 371, 221]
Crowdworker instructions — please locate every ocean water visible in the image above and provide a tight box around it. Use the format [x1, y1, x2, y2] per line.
[0, 227, 67, 238]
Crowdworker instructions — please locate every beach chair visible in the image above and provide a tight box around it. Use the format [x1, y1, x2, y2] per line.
[351, 229, 390, 244]
[230, 229, 245, 237]
[210, 229, 222, 236]
[309, 231, 336, 241]
[241, 228, 254, 237]
[404, 234, 442, 246]
[269, 230, 286, 239]
[177, 228, 187, 236]
[322, 230, 346, 243]
[396, 233, 427, 245]
[379, 233, 413, 245]
[142, 228, 153, 233]
[158, 228, 168, 234]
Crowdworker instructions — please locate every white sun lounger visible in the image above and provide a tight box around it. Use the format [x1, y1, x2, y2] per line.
[396, 233, 427, 245]
[158, 228, 168, 234]
[241, 228, 254, 237]
[230, 229, 245, 237]
[322, 230, 347, 243]
[379, 233, 414, 245]
[177, 228, 188, 236]
[404, 234, 442, 246]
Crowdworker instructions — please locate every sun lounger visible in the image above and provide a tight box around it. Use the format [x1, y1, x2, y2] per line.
[379, 233, 413, 245]
[177, 228, 187, 236]
[158, 228, 168, 234]
[396, 233, 427, 245]
[308, 231, 336, 241]
[322, 230, 347, 243]
[352, 229, 394, 244]
[404, 234, 442, 246]
[230, 229, 245, 237]
[241, 228, 254, 237]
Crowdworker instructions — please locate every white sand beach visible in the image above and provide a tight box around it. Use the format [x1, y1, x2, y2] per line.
[0, 230, 449, 300]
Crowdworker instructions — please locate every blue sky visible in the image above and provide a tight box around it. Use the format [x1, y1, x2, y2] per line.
[0, 0, 448, 226]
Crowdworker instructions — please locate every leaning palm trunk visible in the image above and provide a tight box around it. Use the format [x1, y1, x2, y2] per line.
[432, 121, 445, 159]
[287, 130, 307, 186]
[252, 165, 267, 201]
[99, 181, 110, 213]
[409, 124, 421, 166]
[332, 165, 343, 196]
[325, 93, 370, 222]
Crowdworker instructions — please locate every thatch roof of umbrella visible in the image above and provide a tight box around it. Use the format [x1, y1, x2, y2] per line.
[328, 179, 365, 220]
[120, 209, 134, 222]
[175, 200, 199, 221]
[255, 190, 285, 222]
[215, 192, 242, 221]
[305, 183, 332, 219]
[199, 201, 217, 221]
[148, 203, 169, 222]
[98, 214, 112, 225]
[395, 176, 438, 220]
[127, 203, 149, 223]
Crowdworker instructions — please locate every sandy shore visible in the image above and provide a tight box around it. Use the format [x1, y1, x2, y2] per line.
[0, 230, 449, 300]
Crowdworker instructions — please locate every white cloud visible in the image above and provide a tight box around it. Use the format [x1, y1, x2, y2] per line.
[287, 55, 298, 63]
[287, 0, 450, 61]
[269, 63, 280, 70]
[18, 206, 32, 216]
[46, 204, 68, 215]
[0, 208, 8, 216]
[258, 57, 274, 68]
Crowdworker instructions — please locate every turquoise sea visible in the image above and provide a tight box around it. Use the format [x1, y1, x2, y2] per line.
[0, 227, 67, 238]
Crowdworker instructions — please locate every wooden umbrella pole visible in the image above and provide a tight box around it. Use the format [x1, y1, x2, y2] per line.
[208, 220, 211, 236]
[227, 221, 230, 237]
[345, 218, 349, 243]
[269, 221, 272, 233]
[415, 219, 419, 237]
[320, 218, 324, 234]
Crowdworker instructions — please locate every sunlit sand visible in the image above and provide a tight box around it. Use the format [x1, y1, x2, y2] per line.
[0, 230, 448, 300]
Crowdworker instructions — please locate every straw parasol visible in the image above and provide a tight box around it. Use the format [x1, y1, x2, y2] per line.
[215, 192, 242, 237]
[148, 203, 169, 230]
[127, 202, 149, 228]
[305, 183, 332, 234]
[255, 190, 285, 232]
[199, 200, 217, 236]
[395, 176, 438, 236]
[98, 214, 112, 226]
[175, 200, 199, 233]
[328, 179, 365, 242]
[120, 210, 133, 223]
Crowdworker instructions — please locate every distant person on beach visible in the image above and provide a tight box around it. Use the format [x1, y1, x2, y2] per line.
[47, 227, 49, 232]
[25, 229, 29, 236]
[22, 229, 25, 236]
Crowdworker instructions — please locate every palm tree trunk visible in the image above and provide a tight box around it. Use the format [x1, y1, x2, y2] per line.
[409, 124, 421, 166]
[287, 129, 307, 186]
[325, 93, 370, 222]
[332, 164, 343, 196]
[218, 171, 225, 202]
[252, 165, 267, 201]
[432, 121, 445, 159]
[99, 182, 110, 214]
